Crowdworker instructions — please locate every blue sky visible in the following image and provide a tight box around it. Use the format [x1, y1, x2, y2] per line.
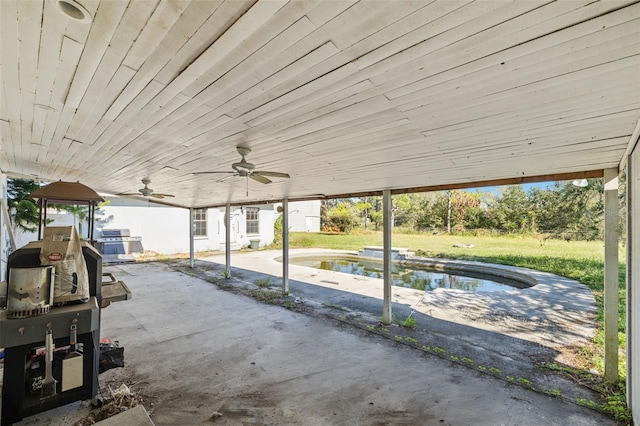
[470, 181, 555, 195]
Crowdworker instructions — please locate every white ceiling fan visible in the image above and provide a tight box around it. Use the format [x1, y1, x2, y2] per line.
[120, 178, 175, 199]
[193, 146, 290, 185]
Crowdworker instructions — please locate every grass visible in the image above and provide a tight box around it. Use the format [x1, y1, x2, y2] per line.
[398, 316, 417, 328]
[254, 277, 272, 288]
[285, 231, 628, 394]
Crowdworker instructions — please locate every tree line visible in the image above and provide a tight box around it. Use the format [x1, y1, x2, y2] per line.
[321, 178, 625, 241]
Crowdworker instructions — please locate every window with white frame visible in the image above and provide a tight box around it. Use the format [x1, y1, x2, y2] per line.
[193, 208, 207, 237]
[246, 207, 259, 234]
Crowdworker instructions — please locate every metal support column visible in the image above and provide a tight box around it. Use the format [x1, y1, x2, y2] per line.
[627, 146, 640, 423]
[282, 198, 289, 294]
[225, 204, 231, 278]
[604, 168, 619, 382]
[189, 208, 195, 268]
[383, 190, 392, 325]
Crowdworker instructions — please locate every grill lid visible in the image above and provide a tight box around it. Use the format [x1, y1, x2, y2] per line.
[101, 229, 131, 237]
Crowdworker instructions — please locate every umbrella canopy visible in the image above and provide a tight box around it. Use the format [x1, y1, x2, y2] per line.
[28, 181, 104, 203]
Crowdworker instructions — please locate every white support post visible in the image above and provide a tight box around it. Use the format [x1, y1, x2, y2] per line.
[225, 204, 231, 278]
[383, 190, 392, 325]
[604, 168, 619, 382]
[189, 208, 195, 269]
[627, 147, 640, 423]
[282, 198, 289, 295]
[627, 154, 635, 411]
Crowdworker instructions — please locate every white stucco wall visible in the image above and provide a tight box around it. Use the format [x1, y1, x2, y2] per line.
[274, 200, 321, 232]
[97, 197, 221, 254]
[0, 192, 277, 261]
[228, 205, 275, 248]
[95, 198, 275, 253]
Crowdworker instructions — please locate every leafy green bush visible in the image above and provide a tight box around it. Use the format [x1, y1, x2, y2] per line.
[272, 214, 283, 246]
[323, 202, 359, 233]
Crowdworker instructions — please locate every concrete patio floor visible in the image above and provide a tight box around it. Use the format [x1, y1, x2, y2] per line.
[15, 259, 613, 425]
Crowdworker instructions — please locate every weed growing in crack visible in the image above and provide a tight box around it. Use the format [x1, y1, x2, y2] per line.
[323, 303, 346, 310]
[599, 382, 632, 422]
[252, 290, 279, 304]
[516, 377, 532, 386]
[547, 389, 562, 397]
[576, 398, 597, 409]
[255, 277, 271, 288]
[398, 316, 417, 328]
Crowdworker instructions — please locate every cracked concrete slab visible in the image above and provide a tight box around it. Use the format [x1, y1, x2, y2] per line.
[14, 257, 611, 425]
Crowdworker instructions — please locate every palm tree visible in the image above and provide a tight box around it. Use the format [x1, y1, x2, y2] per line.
[7, 179, 40, 232]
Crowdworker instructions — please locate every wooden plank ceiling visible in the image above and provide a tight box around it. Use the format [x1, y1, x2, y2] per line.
[1, 0, 639, 208]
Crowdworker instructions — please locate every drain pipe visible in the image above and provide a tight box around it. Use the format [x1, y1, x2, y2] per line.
[383, 189, 392, 325]
[189, 208, 195, 268]
[282, 198, 289, 295]
[225, 203, 231, 278]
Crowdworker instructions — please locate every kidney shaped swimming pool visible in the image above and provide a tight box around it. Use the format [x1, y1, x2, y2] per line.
[287, 255, 530, 292]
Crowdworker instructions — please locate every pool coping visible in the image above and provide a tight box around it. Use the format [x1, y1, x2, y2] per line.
[276, 249, 598, 347]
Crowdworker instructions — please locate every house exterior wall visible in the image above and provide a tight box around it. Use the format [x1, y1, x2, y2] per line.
[225, 205, 274, 248]
[274, 200, 321, 232]
[629, 145, 640, 424]
[97, 197, 221, 254]
[96, 198, 274, 254]
[0, 194, 277, 257]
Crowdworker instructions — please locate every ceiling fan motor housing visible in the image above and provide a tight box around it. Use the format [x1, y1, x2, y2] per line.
[232, 159, 255, 174]
[139, 177, 154, 195]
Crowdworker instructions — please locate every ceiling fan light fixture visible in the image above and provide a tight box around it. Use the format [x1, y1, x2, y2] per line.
[51, 0, 93, 23]
[120, 178, 175, 199]
[572, 178, 588, 188]
[232, 159, 254, 172]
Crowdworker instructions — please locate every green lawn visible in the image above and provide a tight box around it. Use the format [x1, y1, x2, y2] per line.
[287, 231, 627, 373]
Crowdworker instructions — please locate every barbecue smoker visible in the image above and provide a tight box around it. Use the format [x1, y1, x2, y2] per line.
[0, 181, 104, 425]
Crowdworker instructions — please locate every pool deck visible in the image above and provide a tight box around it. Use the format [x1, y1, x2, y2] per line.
[12, 253, 610, 425]
[202, 248, 597, 349]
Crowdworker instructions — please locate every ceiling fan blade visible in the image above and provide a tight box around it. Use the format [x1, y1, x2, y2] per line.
[151, 193, 175, 199]
[217, 174, 238, 183]
[250, 174, 272, 184]
[254, 171, 290, 178]
[192, 171, 235, 175]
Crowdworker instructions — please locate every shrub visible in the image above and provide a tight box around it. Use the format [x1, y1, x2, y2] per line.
[323, 202, 359, 233]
